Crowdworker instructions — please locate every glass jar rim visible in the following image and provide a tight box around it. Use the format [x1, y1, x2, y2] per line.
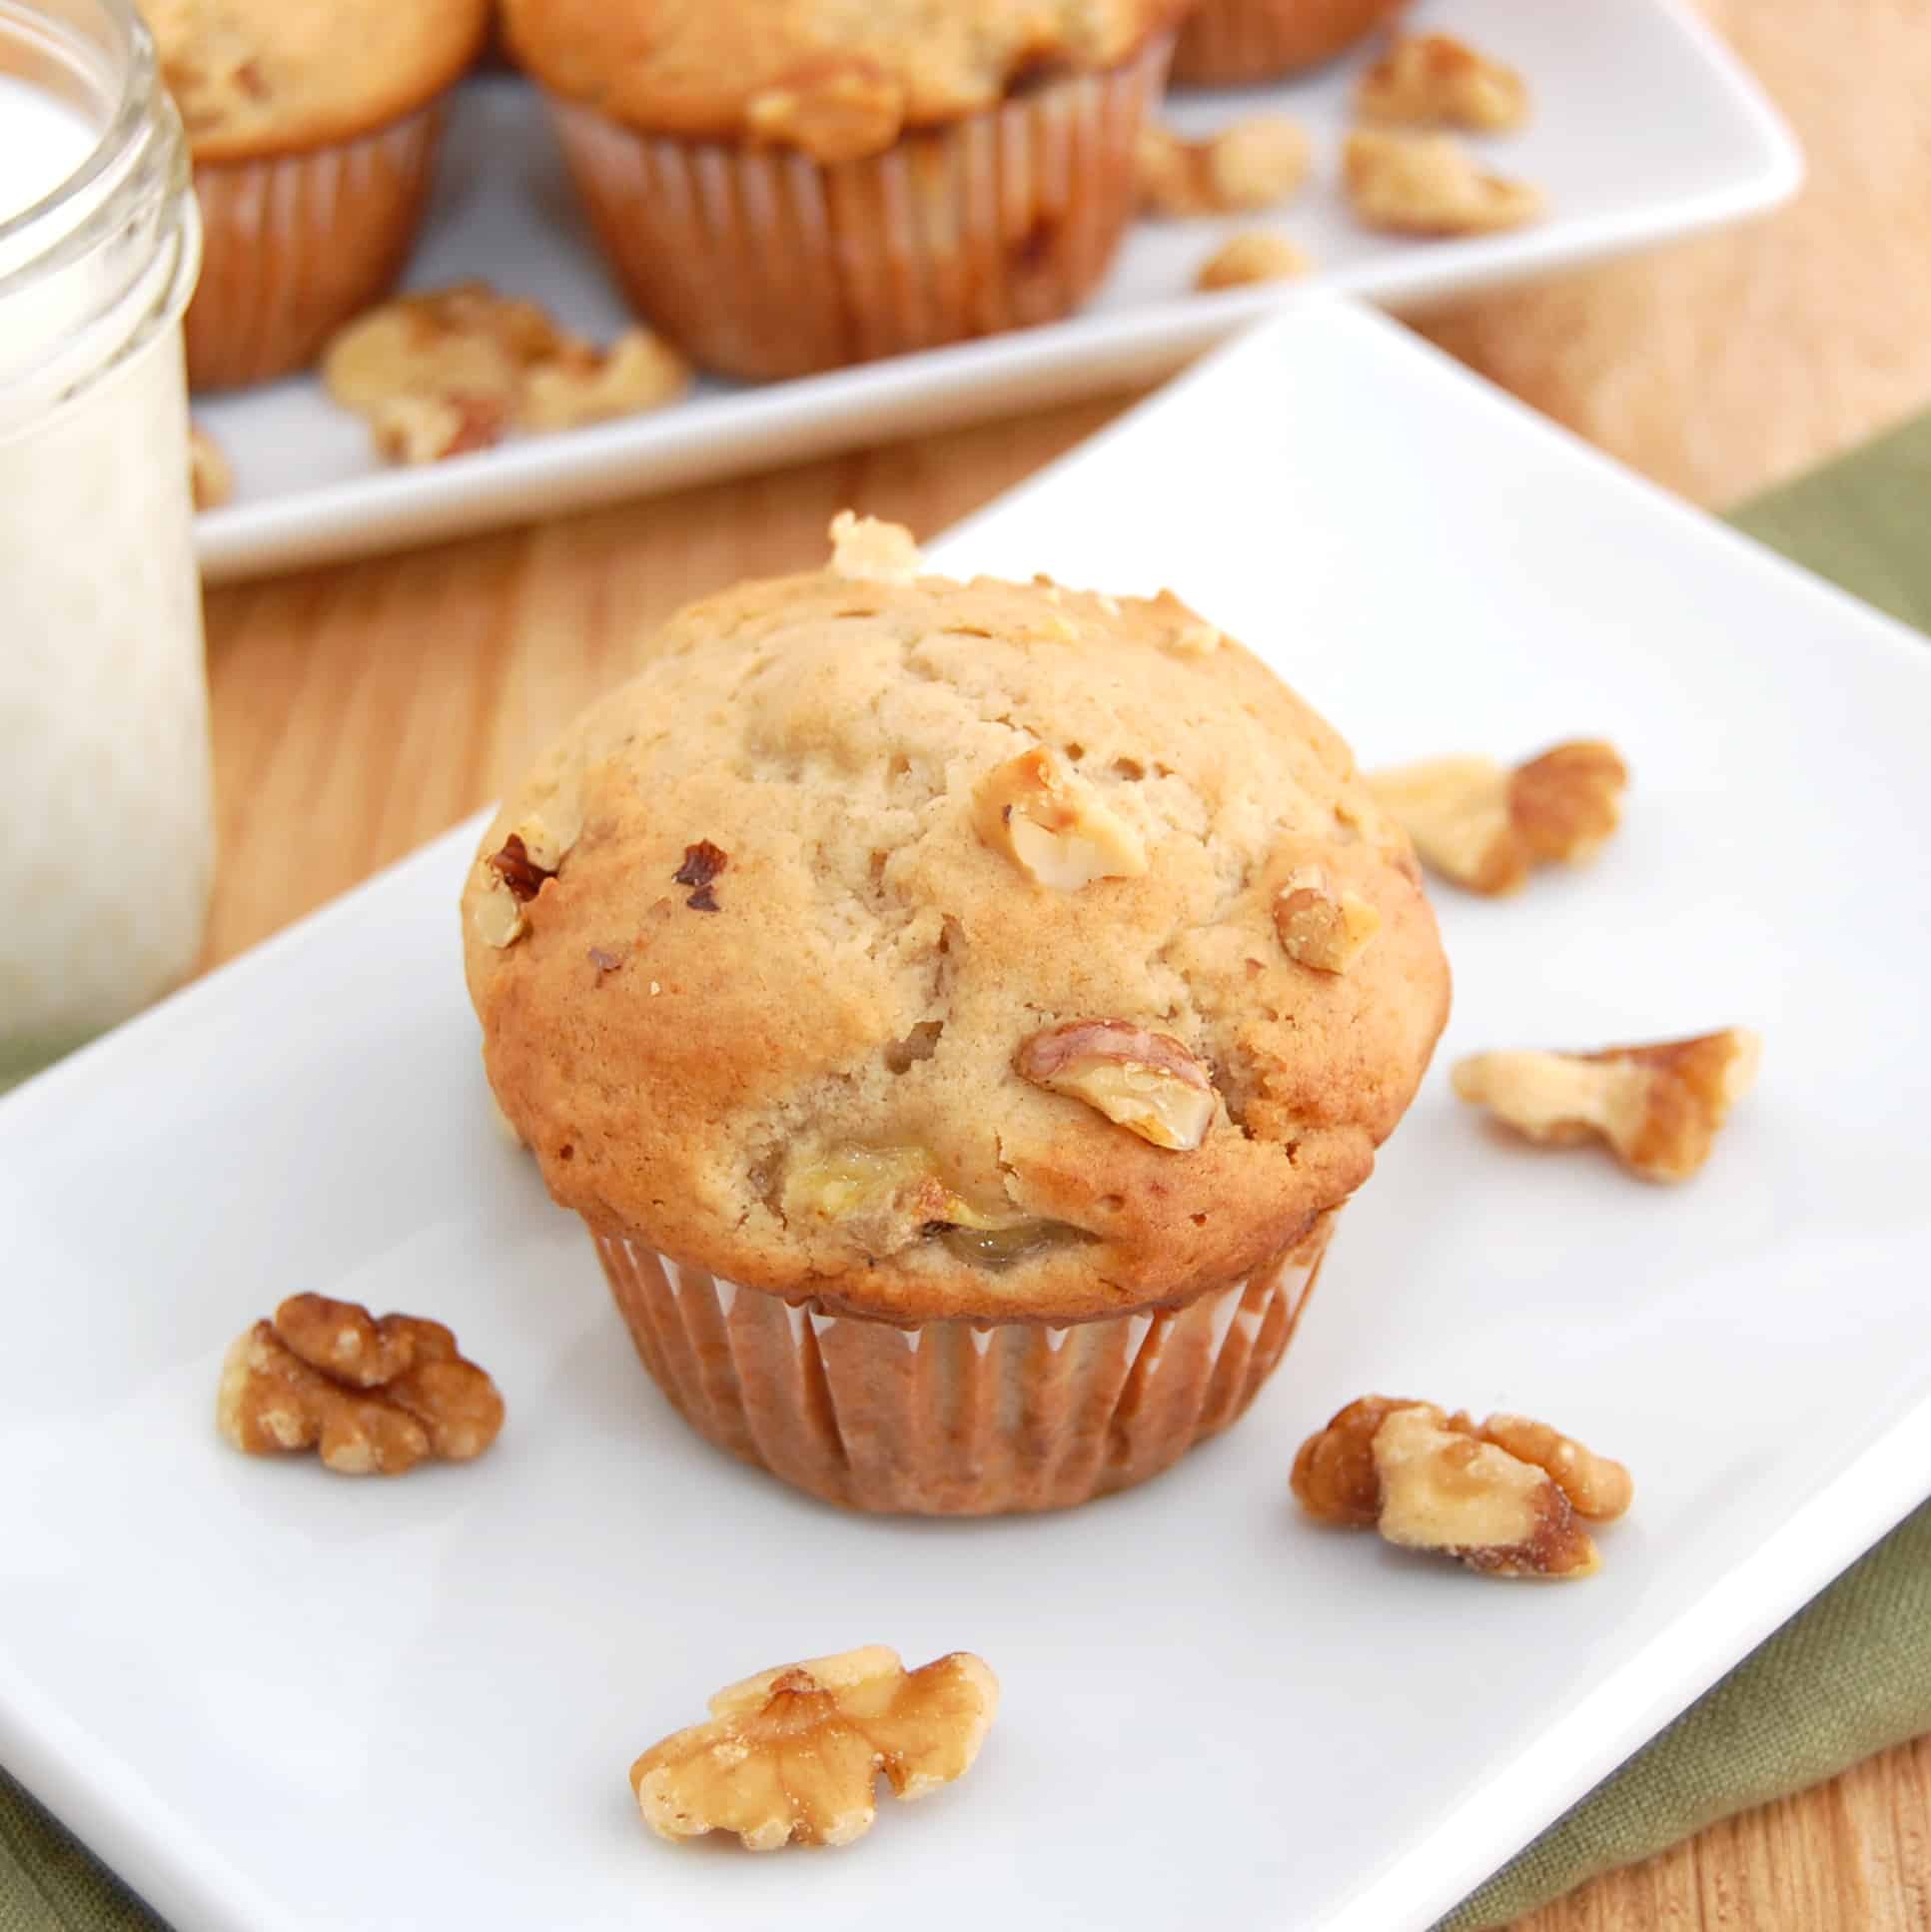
[0, 0, 199, 412]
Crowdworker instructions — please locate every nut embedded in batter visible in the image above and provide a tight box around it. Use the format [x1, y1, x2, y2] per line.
[630, 1645, 999, 1849]
[1015, 1019, 1217, 1151]
[1452, 1027, 1762, 1182]
[217, 1293, 504, 1475]
[1368, 740, 1627, 894]
[971, 745, 1148, 890]
[1274, 865, 1381, 973]
[828, 511, 923, 585]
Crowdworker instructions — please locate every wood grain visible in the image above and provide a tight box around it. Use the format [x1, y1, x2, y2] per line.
[195, 3, 1930, 1925]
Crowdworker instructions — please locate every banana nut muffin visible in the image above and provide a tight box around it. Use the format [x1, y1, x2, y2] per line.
[143, 0, 490, 388]
[464, 516, 1449, 1511]
[501, 0, 1192, 378]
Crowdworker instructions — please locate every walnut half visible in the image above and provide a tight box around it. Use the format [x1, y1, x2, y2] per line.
[631, 1646, 999, 1850]
[1453, 1027, 1762, 1182]
[1368, 740, 1627, 894]
[217, 1293, 504, 1475]
[1293, 1397, 1631, 1578]
[1016, 1020, 1217, 1151]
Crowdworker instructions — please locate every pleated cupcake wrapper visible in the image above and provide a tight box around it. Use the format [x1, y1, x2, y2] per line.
[184, 101, 447, 393]
[1172, 0, 1401, 84]
[546, 35, 1174, 382]
[593, 1205, 1338, 1515]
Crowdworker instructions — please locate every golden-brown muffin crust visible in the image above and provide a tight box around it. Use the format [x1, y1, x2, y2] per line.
[464, 524, 1449, 1326]
[142, 0, 491, 161]
[501, 0, 1193, 159]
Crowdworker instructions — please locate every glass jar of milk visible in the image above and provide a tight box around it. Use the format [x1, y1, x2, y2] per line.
[1, 0, 207, 1088]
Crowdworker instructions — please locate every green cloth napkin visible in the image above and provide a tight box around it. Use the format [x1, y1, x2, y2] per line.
[6, 414, 1931, 1932]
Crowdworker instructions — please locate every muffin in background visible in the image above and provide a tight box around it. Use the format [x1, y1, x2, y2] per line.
[1173, 0, 1406, 85]
[463, 517, 1449, 1514]
[500, 0, 1190, 381]
[143, 0, 491, 391]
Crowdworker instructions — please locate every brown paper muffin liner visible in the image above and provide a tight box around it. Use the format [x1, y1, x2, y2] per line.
[546, 35, 1174, 382]
[184, 102, 447, 393]
[592, 1206, 1338, 1515]
[1172, 0, 1405, 84]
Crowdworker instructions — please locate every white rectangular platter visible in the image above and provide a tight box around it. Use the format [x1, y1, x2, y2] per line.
[194, 0, 1798, 582]
[8, 297, 1930, 1932]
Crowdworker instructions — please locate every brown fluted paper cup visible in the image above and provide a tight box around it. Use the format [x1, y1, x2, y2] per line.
[546, 36, 1173, 382]
[591, 1206, 1339, 1515]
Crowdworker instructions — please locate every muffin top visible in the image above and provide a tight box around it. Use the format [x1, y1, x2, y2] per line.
[142, 0, 490, 162]
[501, 0, 1190, 160]
[464, 518, 1449, 1327]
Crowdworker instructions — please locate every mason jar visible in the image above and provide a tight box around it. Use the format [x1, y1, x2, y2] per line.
[0, 0, 208, 1089]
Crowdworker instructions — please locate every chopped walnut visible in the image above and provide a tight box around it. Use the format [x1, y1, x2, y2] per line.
[971, 746, 1148, 890]
[473, 805, 582, 948]
[189, 424, 232, 510]
[1368, 740, 1627, 894]
[1197, 231, 1313, 292]
[1138, 116, 1312, 217]
[1274, 866, 1381, 973]
[1356, 33, 1529, 133]
[217, 1293, 503, 1475]
[828, 511, 923, 585]
[1371, 1405, 1601, 1578]
[1016, 1020, 1216, 1151]
[1344, 130, 1542, 237]
[370, 393, 510, 467]
[519, 330, 691, 431]
[1452, 1027, 1762, 1182]
[324, 283, 684, 464]
[631, 1645, 999, 1849]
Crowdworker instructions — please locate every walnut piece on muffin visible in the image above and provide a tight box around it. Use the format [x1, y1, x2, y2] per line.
[1294, 1397, 1631, 1578]
[1453, 1028, 1762, 1182]
[462, 514, 1449, 1331]
[630, 1647, 998, 1849]
[1138, 117, 1312, 217]
[1343, 129, 1542, 237]
[217, 1293, 504, 1474]
[1355, 33, 1528, 133]
[1369, 740, 1626, 894]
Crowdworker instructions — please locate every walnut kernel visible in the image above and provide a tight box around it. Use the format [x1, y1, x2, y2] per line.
[1291, 1394, 1418, 1526]
[520, 330, 691, 431]
[631, 1645, 999, 1849]
[1197, 230, 1314, 292]
[971, 746, 1148, 890]
[1138, 116, 1311, 217]
[217, 1294, 503, 1475]
[1356, 33, 1529, 132]
[1344, 130, 1542, 237]
[1452, 1027, 1762, 1182]
[371, 393, 510, 467]
[1368, 739, 1626, 894]
[1016, 1020, 1216, 1151]
[189, 425, 232, 510]
[1274, 865, 1380, 973]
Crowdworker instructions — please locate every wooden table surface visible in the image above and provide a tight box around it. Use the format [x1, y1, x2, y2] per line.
[196, 6, 1931, 1925]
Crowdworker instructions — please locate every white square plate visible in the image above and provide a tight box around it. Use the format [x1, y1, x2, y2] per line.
[194, 0, 1798, 582]
[8, 299, 1929, 1932]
